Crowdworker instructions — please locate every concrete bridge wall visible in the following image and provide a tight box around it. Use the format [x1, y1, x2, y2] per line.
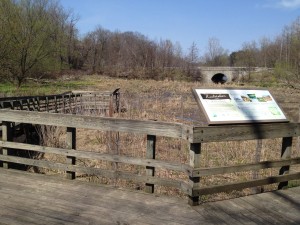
[199, 67, 269, 83]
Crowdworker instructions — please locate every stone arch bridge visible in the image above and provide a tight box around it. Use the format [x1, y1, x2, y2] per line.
[198, 67, 270, 83]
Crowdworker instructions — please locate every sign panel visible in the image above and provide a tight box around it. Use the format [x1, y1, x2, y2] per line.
[193, 88, 288, 125]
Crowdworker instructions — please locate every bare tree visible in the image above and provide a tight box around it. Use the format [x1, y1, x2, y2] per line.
[203, 37, 229, 66]
[258, 37, 280, 68]
[83, 27, 110, 74]
[156, 39, 174, 69]
[241, 41, 259, 79]
[187, 42, 199, 65]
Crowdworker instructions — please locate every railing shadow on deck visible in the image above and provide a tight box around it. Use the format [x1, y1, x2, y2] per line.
[0, 90, 300, 206]
[272, 190, 300, 210]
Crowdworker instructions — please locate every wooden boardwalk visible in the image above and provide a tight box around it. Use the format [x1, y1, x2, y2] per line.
[0, 169, 299, 225]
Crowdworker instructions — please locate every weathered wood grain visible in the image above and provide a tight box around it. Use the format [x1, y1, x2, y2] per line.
[0, 154, 187, 191]
[0, 169, 202, 225]
[232, 197, 286, 224]
[192, 172, 300, 196]
[242, 191, 300, 224]
[0, 141, 191, 173]
[192, 157, 300, 177]
[0, 93, 83, 113]
[278, 136, 293, 189]
[1, 122, 13, 169]
[213, 199, 267, 224]
[192, 123, 300, 143]
[257, 191, 300, 223]
[66, 127, 76, 180]
[145, 135, 156, 193]
[1, 168, 300, 224]
[204, 204, 243, 224]
[188, 143, 201, 206]
[0, 109, 188, 139]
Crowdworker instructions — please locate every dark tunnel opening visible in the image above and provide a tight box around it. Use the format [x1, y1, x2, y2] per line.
[211, 73, 228, 84]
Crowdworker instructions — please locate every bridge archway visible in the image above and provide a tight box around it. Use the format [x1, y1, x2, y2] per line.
[211, 73, 228, 84]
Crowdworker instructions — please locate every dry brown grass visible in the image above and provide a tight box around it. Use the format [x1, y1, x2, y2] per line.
[36, 76, 300, 201]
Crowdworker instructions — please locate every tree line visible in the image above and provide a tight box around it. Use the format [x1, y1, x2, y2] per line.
[0, 0, 300, 87]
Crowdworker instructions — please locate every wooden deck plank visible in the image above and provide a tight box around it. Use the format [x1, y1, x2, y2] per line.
[231, 198, 281, 225]
[0, 184, 192, 225]
[209, 200, 261, 225]
[189, 206, 227, 225]
[241, 193, 300, 225]
[0, 184, 183, 225]
[0, 175, 196, 223]
[0, 193, 103, 225]
[201, 202, 242, 225]
[0, 168, 300, 224]
[286, 186, 300, 195]
[0, 169, 183, 205]
[0, 205, 70, 225]
[254, 191, 300, 223]
[0, 186, 189, 225]
[0, 169, 201, 225]
[0, 173, 191, 221]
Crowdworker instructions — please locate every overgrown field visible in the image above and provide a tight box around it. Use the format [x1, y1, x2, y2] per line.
[2, 75, 300, 202]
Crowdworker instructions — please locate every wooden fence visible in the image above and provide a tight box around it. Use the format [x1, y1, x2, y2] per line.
[0, 89, 120, 114]
[0, 94, 300, 206]
[0, 92, 81, 113]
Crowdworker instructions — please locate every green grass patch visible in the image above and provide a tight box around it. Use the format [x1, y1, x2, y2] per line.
[0, 83, 18, 96]
[0, 78, 98, 97]
[287, 180, 300, 188]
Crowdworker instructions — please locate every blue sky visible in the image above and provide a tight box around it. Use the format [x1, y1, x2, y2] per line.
[59, 0, 300, 54]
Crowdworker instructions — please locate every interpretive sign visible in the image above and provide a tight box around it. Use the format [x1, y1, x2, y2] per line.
[192, 88, 288, 125]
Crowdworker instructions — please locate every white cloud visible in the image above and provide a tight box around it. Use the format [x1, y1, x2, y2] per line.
[264, 0, 300, 9]
[261, 0, 300, 9]
[277, 0, 300, 8]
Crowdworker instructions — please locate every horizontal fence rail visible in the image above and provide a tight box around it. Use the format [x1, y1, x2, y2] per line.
[0, 141, 191, 173]
[191, 123, 300, 143]
[1, 91, 300, 206]
[0, 109, 193, 200]
[0, 110, 188, 139]
[192, 173, 300, 196]
[0, 92, 80, 113]
[192, 157, 300, 177]
[0, 89, 120, 115]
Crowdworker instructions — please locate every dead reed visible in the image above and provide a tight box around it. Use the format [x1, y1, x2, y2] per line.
[35, 77, 300, 201]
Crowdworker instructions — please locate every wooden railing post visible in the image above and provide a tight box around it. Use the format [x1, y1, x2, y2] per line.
[62, 95, 66, 114]
[145, 135, 156, 193]
[26, 99, 30, 111]
[189, 143, 201, 206]
[46, 97, 49, 112]
[80, 94, 83, 113]
[278, 136, 293, 189]
[54, 96, 58, 113]
[1, 121, 13, 169]
[37, 97, 40, 111]
[66, 127, 76, 179]
[68, 94, 72, 113]
[253, 139, 263, 193]
[74, 94, 78, 114]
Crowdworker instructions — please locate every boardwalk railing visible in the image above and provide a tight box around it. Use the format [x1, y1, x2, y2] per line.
[0, 89, 120, 114]
[187, 123, 300, 205]
[0, 95, 300, 205]
[0, 92, 81, 113]
[0, 109, 191, 195]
